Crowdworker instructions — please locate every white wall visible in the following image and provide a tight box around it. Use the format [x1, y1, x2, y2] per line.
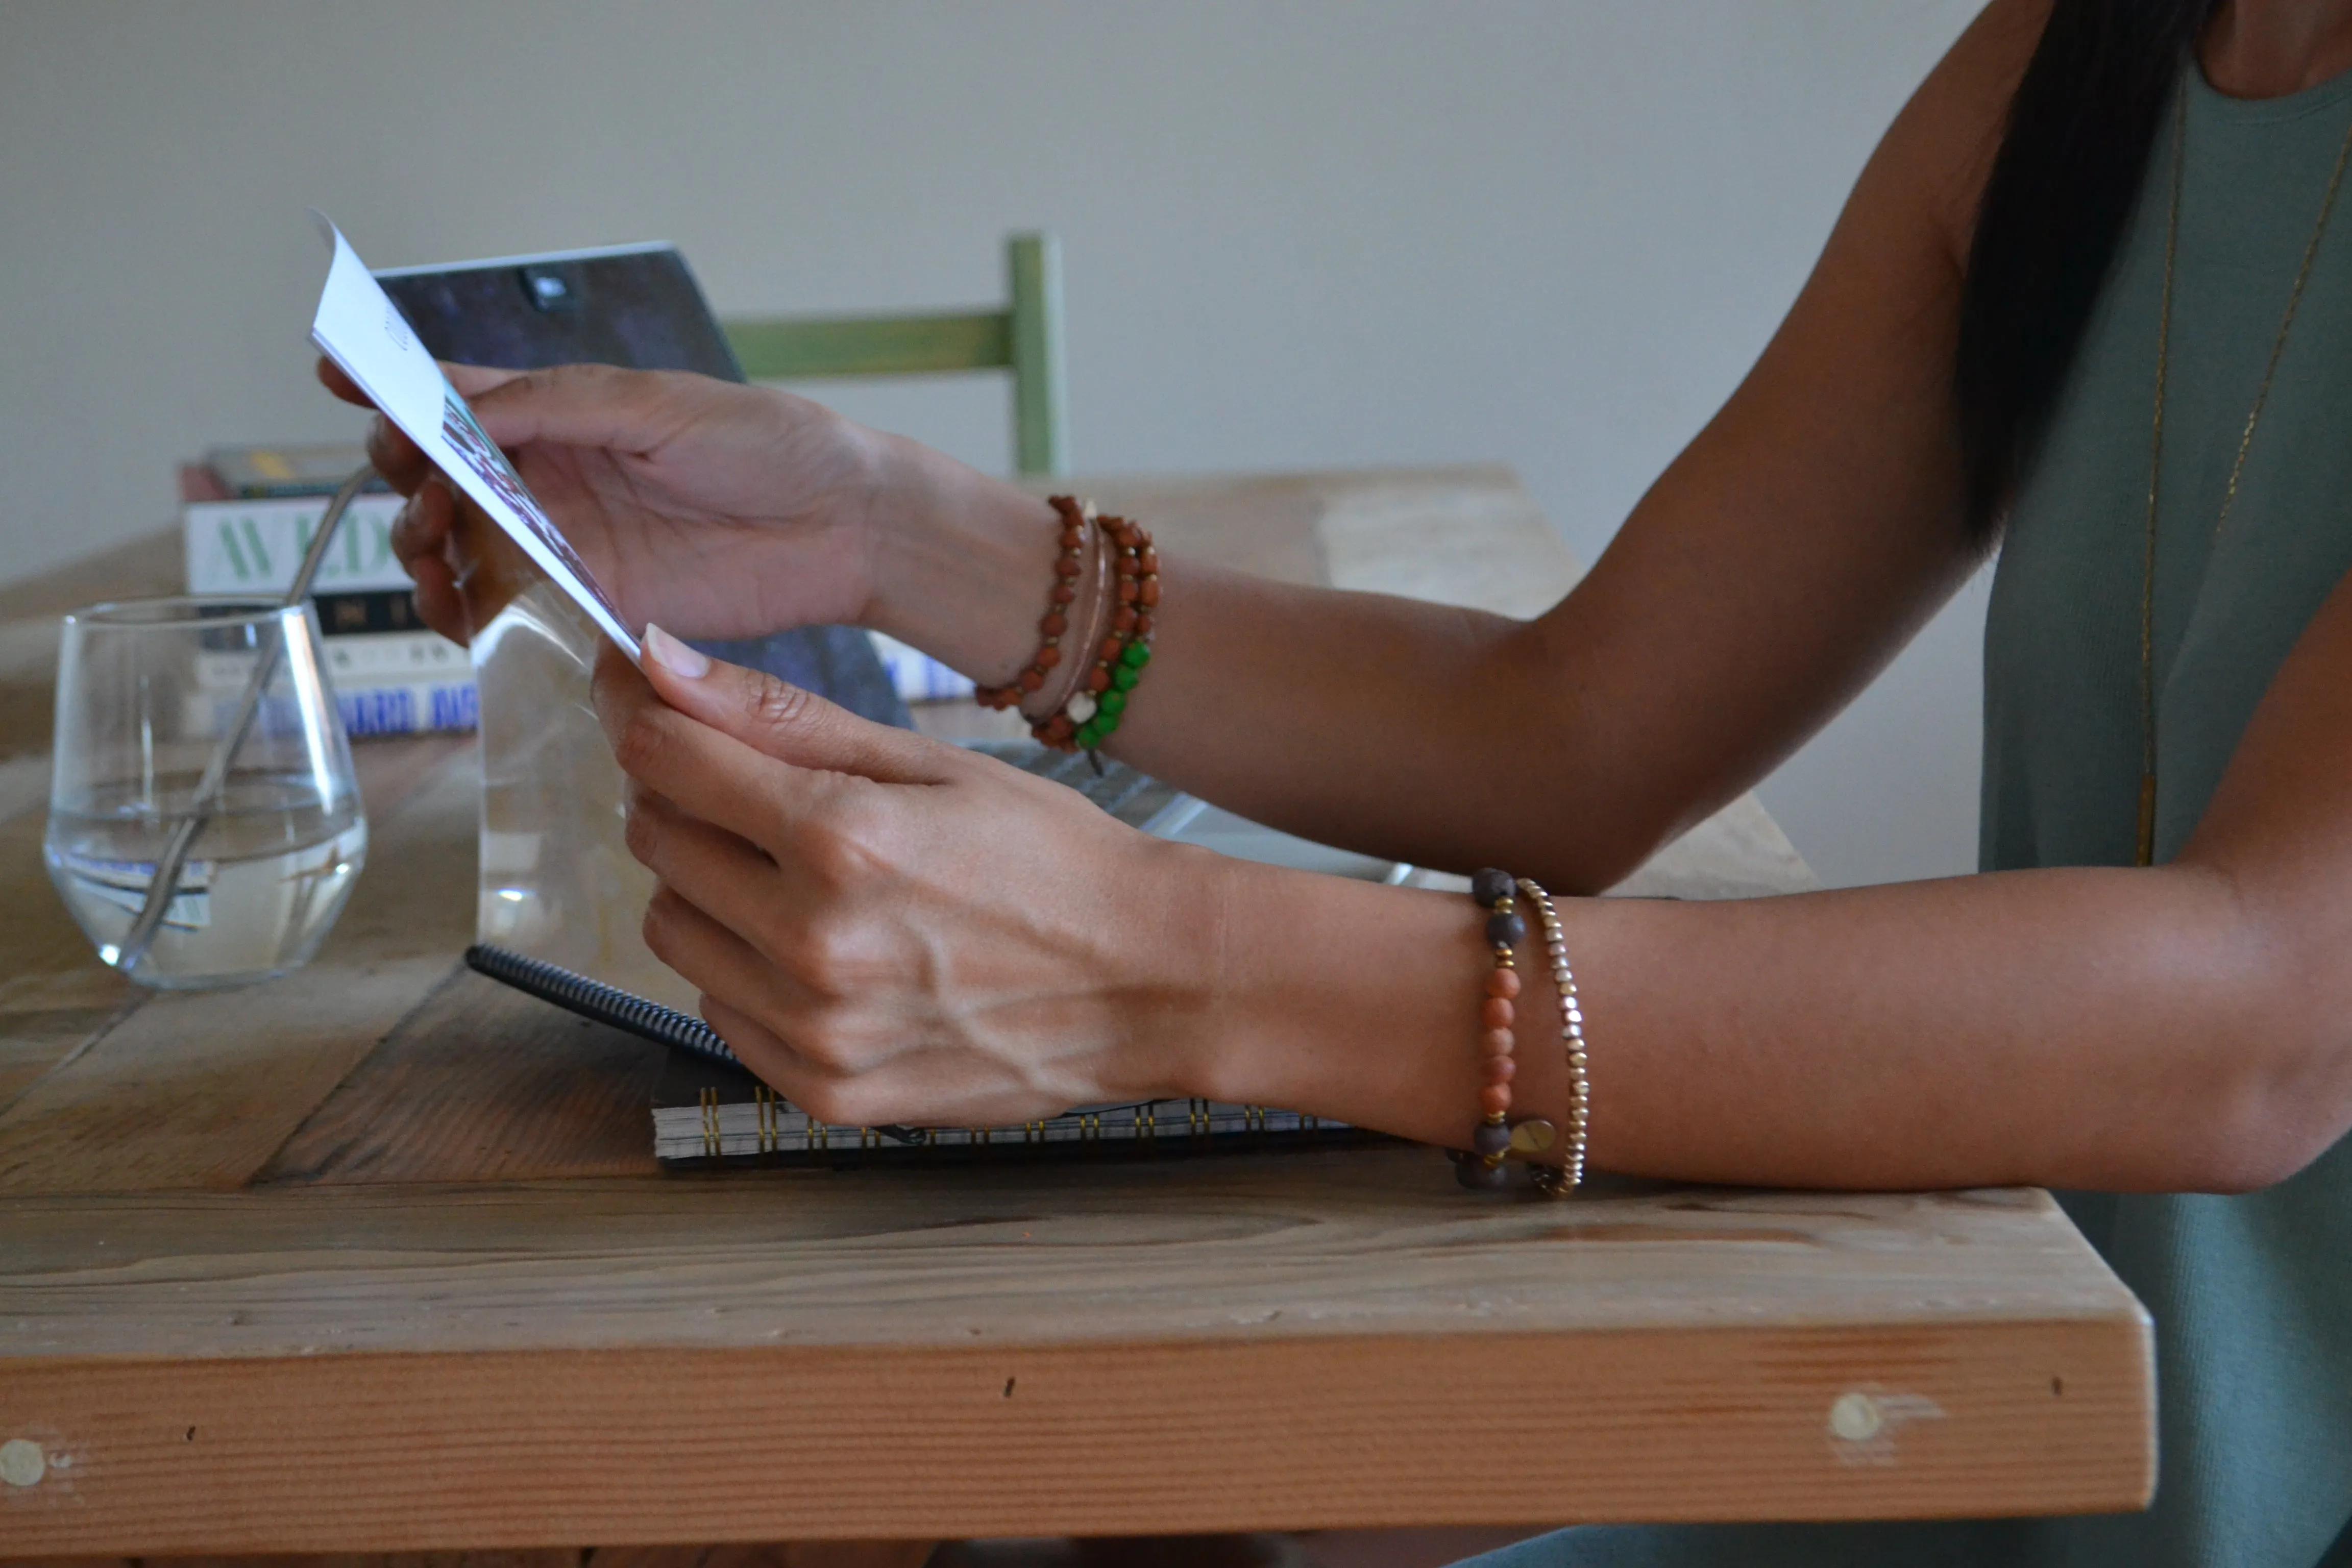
[0, 0, 1988, 887]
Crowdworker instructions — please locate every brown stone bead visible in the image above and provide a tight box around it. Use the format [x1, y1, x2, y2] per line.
[1483, 1056, 1517, 1086]
[1016, 670, 1044, 693]
[1481, 1027, 1515, 1059]
[1088, 668, 1111, 692]
[1037, 646, 1062, 669]
[1113, 606, 1138, 632]
[1135, 613, 1155, 636]
[1042, 612, 1068, 636]
[1140, 575, 1162, 607]
[1054, 557, 1082, 578]
[1100, 636, 1124, 662]
[1481, 997, 1515, 1030]
[1060, 527, 1084, 548]
[1117, 577, 1139, 604]
[1140, 547, 1160, 573]
[1043, 714, 1074, 742]
[1479, 1084, 1513, 1117]
[1052, 583, 1077, 604]
[1485, 968, 1522, 1000]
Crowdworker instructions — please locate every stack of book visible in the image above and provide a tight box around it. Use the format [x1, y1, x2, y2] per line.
[181, 445, 476, 738]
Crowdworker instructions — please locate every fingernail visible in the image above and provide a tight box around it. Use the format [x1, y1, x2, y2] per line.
[644, 624, 710, 679]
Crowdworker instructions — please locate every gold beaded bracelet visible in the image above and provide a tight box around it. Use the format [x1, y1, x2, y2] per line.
[1517, 879, 1590, 1198]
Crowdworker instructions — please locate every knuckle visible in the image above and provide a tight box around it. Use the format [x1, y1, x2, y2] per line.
[610, 708, 667, 779]
[640, 887, 684, 957]
[622, 802, 659, 868]
[750, 677, 821, 737]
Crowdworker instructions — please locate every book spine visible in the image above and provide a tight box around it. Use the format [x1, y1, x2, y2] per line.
[312, 588, 429, 638]
[317, 627, 471, 682]
[192, 630, 476, 737]
[183, 494, 411, 595]
[336, 679, 480, 738]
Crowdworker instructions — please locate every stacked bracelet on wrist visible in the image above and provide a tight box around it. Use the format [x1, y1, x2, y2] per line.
[1455, 867, 1581, 1194]
[978, 496, 1159, 756]
[1519, 879, 1590, 1199]
[973, 496, 1091, 714]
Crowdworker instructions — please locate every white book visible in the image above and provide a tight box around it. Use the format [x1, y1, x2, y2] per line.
[188, 629, 476, 739]
[184, 492, 410, 596]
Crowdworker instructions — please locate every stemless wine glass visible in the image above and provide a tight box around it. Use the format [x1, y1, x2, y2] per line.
[45, 597, 368, 989]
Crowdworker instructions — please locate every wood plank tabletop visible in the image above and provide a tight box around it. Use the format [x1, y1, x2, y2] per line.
[0, 470, 2151, 1557]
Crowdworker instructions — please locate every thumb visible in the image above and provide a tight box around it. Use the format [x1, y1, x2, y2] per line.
[641, 624, 955, 786]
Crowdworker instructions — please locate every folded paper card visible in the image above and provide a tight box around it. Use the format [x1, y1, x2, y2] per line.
[308, 216, 640, 663]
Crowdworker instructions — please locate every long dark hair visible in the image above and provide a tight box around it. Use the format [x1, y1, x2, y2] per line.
[1956, 0, 2219, 534]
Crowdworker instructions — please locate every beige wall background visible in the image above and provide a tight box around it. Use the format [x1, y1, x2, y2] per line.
[0, 0, 1988, 887]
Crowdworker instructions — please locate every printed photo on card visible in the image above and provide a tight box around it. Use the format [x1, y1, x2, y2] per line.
[307, 214, 641, 662]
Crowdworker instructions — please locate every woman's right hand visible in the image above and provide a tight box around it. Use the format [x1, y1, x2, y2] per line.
[316, 358, 894, 646]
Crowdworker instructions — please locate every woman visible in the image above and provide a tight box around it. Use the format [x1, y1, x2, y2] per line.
[332, 0, 2352, 1559]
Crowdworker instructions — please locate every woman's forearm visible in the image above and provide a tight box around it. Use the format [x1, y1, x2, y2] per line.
[1186, 854, 2341, 1195]
[863, 442, 1677, 890]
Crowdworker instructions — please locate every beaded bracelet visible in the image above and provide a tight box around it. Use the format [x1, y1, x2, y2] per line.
[1518, 879, 1590, 1199]
[973, 495, 1090, 714]
[1455, 868, 1569, 1193]
[1035, 511, 1158, 754]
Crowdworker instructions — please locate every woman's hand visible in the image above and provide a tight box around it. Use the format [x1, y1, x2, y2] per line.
[317, 358, 892, 646]
[593, 626, 1229, 1128]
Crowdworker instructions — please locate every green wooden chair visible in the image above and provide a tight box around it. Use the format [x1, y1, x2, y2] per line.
[722, 232, 1068, 477]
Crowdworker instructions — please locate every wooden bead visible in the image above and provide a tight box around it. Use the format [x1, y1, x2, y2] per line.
[1481, 1026, 1515, 1057]
[1018, 670, 1044, 693]
[1479, 1084, 1513, 1117]
[1140, 547, 1160, 573]
[1484, 968, 1521, 1000]
[1042, 612, 1067, 636]
[1481, 997, 1515, 1031]
[1140, 575, 1161, 607]
[1135, 613, 1155, 636]
[1483, 1056, 1517, 1085]
[1471, 868, 1514, 907]
[1052, 583, 1077, 604]
[1100, 636, 1125, 662]
[1088, 668, 1111, 693]
[1036, 646, 1061, 669]
[1113, 606, 1139, 632]
[1117, 577, 1139, 604]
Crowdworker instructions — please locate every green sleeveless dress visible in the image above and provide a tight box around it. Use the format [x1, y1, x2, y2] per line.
[1464, 64, 2352, 1568]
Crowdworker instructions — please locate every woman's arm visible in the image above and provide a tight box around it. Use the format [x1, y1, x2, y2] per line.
[866, 1, 2049, 890]
[1212, 540, 2352, 1196]
[607, 527, 2352, 1197]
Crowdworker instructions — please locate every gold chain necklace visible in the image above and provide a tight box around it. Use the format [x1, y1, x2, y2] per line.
[2137, 92, 2352, 866]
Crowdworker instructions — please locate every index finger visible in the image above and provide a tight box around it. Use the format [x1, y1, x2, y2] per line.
[592, 644, 847, 856]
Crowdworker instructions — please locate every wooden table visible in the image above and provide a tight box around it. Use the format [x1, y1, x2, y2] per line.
[0, 469, 2151, 1558]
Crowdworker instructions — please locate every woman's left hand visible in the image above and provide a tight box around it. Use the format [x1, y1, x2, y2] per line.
[594, 627, 1228, 1129]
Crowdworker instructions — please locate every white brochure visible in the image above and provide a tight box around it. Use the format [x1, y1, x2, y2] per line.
[307, 214, 641, 663]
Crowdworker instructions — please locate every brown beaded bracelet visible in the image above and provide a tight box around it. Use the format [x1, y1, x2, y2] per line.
[974, 496, 1092, 714]
[1454, 867, 1561, 1192]
[1033, 511, 1158, 754]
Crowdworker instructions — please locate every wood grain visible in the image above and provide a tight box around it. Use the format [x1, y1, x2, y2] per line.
[259, 970, 668, 1186]
[0, 1321, 2147, 1553]
[0, 753, 479, 1195]
[0, 1164, 2146, 1355]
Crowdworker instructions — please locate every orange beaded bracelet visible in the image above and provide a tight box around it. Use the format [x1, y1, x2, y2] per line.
[1454, 867, 1561, 1191]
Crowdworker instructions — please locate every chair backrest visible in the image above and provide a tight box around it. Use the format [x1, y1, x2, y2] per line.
[722, 233, 1068, 477]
